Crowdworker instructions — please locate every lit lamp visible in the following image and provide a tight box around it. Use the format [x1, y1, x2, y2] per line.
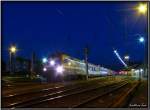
[9, 45, 17, 73]
[139, 37, 145, 43]
[50, 60, 55, 66]
[9, 46, 17, 54]
[137, 3, 147, 14]
[124, 55, 130, 61]
[124, 55, 130, 69]
[136, 3, 148, 82]
[43, 67, 47, 72]
[56, 65, 64, 74]
[42, 57, 47, 63]
[137, 36, 145, 82]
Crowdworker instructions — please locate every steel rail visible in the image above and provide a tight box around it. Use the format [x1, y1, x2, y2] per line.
[5, 80, 125, 108]
[16, 80, 127, 108]
[72, 81, 128, 108]
[3, 76, 112, 98]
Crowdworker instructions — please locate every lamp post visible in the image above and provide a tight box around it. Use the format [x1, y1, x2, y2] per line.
[9, 45, 17, 74]
[124, 55, 130, 76]
[124, 3, 148, 80]
[137, 3, 147, 15]
[136, 3, 148, 82]
[124, 55, 130, 65]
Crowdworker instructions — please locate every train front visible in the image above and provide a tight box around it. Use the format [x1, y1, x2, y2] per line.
[42, 54, 65, 81]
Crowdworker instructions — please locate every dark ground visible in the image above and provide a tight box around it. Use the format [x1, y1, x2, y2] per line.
[128, 80, 148, 108]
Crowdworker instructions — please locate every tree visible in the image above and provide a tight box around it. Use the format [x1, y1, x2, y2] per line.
[15, 56, 30, 74]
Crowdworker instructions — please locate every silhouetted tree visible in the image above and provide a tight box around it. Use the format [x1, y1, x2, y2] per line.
[15, 56, 30, 74]
[35, 60, 43, 74]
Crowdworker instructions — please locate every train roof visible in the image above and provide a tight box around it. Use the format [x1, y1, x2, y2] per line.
[61, 54, 103, 67]
[51, 53, 114, 71]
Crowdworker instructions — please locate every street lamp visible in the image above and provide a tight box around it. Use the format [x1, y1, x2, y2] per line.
[124, 55, 130, 71]
[42, 57, 47, 63]
[9, 45, 17, 74]
[136, 3, 148, 82]
[9, 46, 17, 54]
[124, 55, 130, 61]
[138, 36, 145, 43]
[137, 3, 147, 14]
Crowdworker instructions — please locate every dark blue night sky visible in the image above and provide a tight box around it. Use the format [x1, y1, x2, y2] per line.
[2, 2, 147, 70]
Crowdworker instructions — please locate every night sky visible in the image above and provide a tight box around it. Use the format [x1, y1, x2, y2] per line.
[2, 2, 147, 70]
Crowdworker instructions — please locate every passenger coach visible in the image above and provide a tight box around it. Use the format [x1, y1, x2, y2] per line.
[42, 53, 115, 80]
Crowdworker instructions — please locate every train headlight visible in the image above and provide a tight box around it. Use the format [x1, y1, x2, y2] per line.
[42, 58, 47, 63]
[50, 60, 55, 66]
[43, 67, 47, 72]
[56, 65, 64, 73]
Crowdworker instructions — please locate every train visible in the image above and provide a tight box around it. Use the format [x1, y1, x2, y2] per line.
[42, 53, 116, 81]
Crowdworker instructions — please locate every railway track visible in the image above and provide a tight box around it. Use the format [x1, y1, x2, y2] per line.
[3, 76, 113, 98]
[29, 80, 128, 108]
[3, 79, 125, 108]
[73, 81, 139, 108]
[3, 85, 64, 98]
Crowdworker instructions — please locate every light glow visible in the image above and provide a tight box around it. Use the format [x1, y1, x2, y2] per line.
[135, 70, 140, 73]
[42, 58, 47, 63]
[43, 67, 47, 72]
[139, 37, 145, 43]
[114, 50, 127, 67]
[9, 46, 17, 53]
[140, 69, 143, 72]
[56, 65, 64, 73]
[101, 71, 108, 75]
[124, 55, 130, 60]
[137, 3, 147, 14]
[50, 60, 55, 66]
[131, 69, 135, 71]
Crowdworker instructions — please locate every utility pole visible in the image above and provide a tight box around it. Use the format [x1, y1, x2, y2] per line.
[9, 45, 17, 74]
[30, 52, 35, 78]
[84, 47, 89, 80]
[9, 51, 12, 74]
